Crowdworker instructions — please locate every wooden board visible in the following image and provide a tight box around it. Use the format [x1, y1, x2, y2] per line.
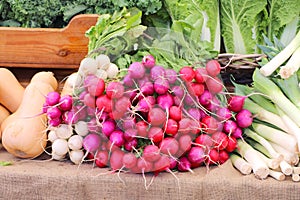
[0, 14, 99, 69]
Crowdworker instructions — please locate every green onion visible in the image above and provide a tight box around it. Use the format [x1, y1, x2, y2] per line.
[279, 46, 300, 79]
[229, 153, 252, 175]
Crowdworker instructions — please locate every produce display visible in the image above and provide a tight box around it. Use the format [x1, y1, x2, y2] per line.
[0, 0, 300, 187]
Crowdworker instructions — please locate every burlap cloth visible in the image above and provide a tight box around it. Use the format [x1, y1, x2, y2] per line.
[1, 146, 300, 200]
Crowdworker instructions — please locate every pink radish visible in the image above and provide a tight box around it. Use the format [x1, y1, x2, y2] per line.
[128, 62, 145, 79]
[159, 137, 179, 156]
[148, 126, 164, 143]
[227, 95, 246, 113]
[143, 145, 161, 162]
[106, 81, 124, 99]
[205, 60, 221, 77]
[169, 106, 182, 121]
[164, 118, 179, 136]
[142, 55, 156, 69]
[122, 152, 138, 169]
[95, 150, 109, 168]
[177, 156, 192, 172]
[212, 131, 228, 150]
[109, 130, 125, 147]
[179, 66, 195, 82]
[148, 107, 167, 126]
[236, 109, 253, 128]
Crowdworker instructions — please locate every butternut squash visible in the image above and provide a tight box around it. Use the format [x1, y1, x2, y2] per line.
[0, 104, 10, 140]
[1, 71, 58, 158]
[0, 68, 25, 112]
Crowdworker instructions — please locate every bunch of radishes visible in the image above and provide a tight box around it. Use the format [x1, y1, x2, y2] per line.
[44, 54, 253, 175]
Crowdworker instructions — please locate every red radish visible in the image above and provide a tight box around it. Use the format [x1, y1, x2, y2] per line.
[212, 131, 228, 150]
[128, 62, 145, 79]
[48, 118, 61, 127]
[184, 94, 195, 106]
[137, 96, 155, 112]
[83, 133, 101, 153]
[169, 157, 177, 170]
[59, 95, 73, 111]
[148, 126, 164, 143]
[178, 118, 192, 134]
[95, 150, 109, 168]
[137, 157, 153, 173]
[169, 106, 182, 121]
[122, 152, 138, 169]
[189, 82, 205, 96]
[150, 65, 165, 81]
[223, 120, 238, 135]
[236, 109, 253, 128]
[205, 60, 221, 77]
[189, 120, 201, 135]
[198, 90, 213, 106]
[140, 81, 154, 96]
[187, 146, 205, 166]
[46, 91, 60, 106]
[83, 93, 96, 108]
[157, 93, 174, 109]
[124, 128, 138, 141]
[154, 154, 170, 173]
[143, 145, 161, 162]
[232, 127, 243, 138]
[83, 74, 97, 88]
[47, 107, 62, 119]
[122, 115, 136, 130]
[178, 134, 192, 153]
[201, 116, 219, 134]
[206, 76, 223, 94]
[216, 107, 232, 121]
[154, 78, 169, 95]
[109, 130, 125, 147]
[114, 96, 131, 114]
[88, 78, 105, 97]
[136, 121, 148, 137]
[159, 137, 179, 156]
[218, 150, 229, 164]
[148, 107, 167, 126]
[227, 95, 246, 113]
[106, 82, 124, 99]
[179, 66, 195, 82]
[110, 150, 125, 171]
[187, 107, 201, 121]
[194, 67, 208, 83]
[165, 69, 177, 84]
[195, 134, 213, 148]
[96, 95, 112, 113]
[124, 138, 138, 151]
[142, 55, 156, 69]
[226, 136, 237, 152]
[207, 148, 219, 165]
[177, 156, 192, 172]
[164, 118, 179, 136]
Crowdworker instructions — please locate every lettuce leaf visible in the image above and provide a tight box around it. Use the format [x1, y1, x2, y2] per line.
[220, 0, 268, 54]
[267, 0, 300, 46]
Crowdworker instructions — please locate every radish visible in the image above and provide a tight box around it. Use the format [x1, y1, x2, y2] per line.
[121, 115, 136, 130]
[189, 82, 205, 96]
[101, 120, 116, 137]
[74, 121, 89, 137]
[140, 81, 154, 96]
[178, 134, 192, 154]
[79, 57, 97, 75]
[205, 60, 221, 77]
[177, 156, 192, 172]
[143, 145, 161, 162]
[95, 150, 109, 168]
[205, 76, 223, 94]
[68, 135, 83, 150]
[169, 157, 178, 170]
[179, 66, 195, 82]
[187, 146, 205, 165]
[159, 137, 179, 156]
[95, 69, 108, 80]
[227, 95, 246, 113]
[106, 81, 124, 99]
[154, 78, 169, 95]
[96, 95, 112, 113]
[87, 78, 105, 97]
[124, 128, 138, 141]
[56, 124, 73, 139]
[150, 65, 165, 81]
[187, 107, 201, 121]
[96, 54, 110, 70]
[198, 90, 213, 106]
[169, 106, 182, 121]
[137, 157, 153, 173]
[137, 96, 155, 112]
[47, 107, 62, 119]
[142, 54, 155, 69]
[109, 130, 125, 147]
[226, 136, 238, 152]
[46, 91, 60, 106]
[212, 131, 228, 150]
[59, 95, 73, 111]
[106, 63, 119, 79]
[207, 148, 220, 165]
[48, 130, 58, 143]
[114, 96, 131, 113]
[218, 150, 229, 164]
[194, 67, 208, 83]
[171, 85, 184, 99]
[83, 133, 101, 153]
[123, 152, 138, 169]
[164, 118, 179, 136]
[232, 127, 243, 138]
[124, 138, 138, 151]
[136, 121, 148, 137]
[201, 115, 219, 134]
[154, 154, 171, 173]
[128, 62, 145, 79]
[69, 150, 84, 165]
[165, 69, 177, 84]
[223, 120, 238, 135]
[157, 93, 174, 110]
[195, 134, 213, 148]
[110, 150, 125, 171]
[148, 126, 164, 143]
[236, 109, 253, 128]
[83, 93, 96, 108]
[52, 138, 69, 156]
[178, 118, 192, 135]
[216, 107, 232, 121]
[148, 107, 166, 126]
[123, 74, 134, 87]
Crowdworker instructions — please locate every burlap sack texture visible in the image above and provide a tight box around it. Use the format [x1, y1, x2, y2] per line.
[1, 146, 300, 200]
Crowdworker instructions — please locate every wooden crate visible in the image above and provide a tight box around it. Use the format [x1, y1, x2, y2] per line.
[0, 14, 99, 69]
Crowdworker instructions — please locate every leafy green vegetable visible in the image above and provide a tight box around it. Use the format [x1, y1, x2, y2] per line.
[267, 0, 300, 46]
[0, 161, 12, 166]
[220, 0, 268, 54]
[163, 0, 221, 51]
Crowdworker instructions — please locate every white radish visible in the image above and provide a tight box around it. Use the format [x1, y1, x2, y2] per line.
[68, 135, 83, 150]
[52, 152, 66, 161]
[74, 121, 89, 137]
[69, 150, 84, 165]
[56, 124, 73, 139]
[52, 138, 69, 156]
[61, 72, 80, 96]
[48, 130, 58, 143]
[96, 54, 110, 70]
[78, 57, 98, 76]
[95, 69, 108, 80]
[106, 63, 119, 79]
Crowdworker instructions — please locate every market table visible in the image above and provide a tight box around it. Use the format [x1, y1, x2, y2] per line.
[1, 145, 300, 200]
